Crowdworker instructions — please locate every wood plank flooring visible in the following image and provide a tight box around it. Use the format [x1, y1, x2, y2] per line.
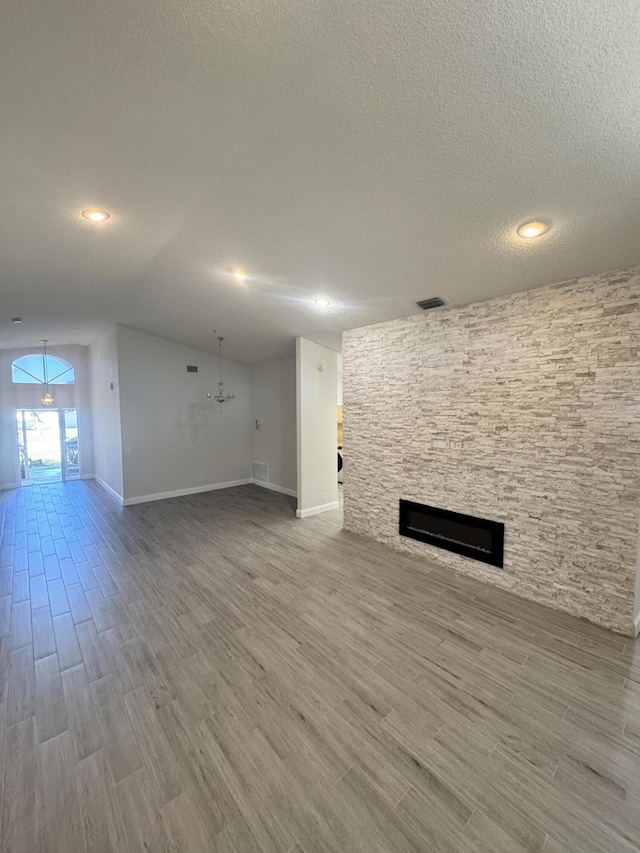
[1, 480, 640, 852]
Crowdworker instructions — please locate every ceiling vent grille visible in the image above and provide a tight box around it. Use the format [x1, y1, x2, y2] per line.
[416, 297, 445, 310]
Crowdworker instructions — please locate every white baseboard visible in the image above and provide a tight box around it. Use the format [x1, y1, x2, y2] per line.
[296, 501, 340, 518]
[634, 612, 640, 638]
[122, 478, 252, 506]
[252, 479, 297, 498]
[80, 473, 95, 481]
[94, 476, 124, 504]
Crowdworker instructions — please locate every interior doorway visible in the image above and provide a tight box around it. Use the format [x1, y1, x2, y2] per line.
[16, 409, 80, 485]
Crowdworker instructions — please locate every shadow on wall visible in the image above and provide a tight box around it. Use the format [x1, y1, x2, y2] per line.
[175, 401, 220, 443]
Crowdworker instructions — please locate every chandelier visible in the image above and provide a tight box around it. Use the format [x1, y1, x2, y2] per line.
[209, 335, 236, 409]
[40, 339, 55, 407]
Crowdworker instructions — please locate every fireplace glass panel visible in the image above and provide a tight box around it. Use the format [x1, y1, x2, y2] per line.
[399, 500, 504, 568]
[404, 508, 493, 553]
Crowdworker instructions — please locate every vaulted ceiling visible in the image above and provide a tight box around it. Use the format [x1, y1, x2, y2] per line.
[1, 0, 639, 362]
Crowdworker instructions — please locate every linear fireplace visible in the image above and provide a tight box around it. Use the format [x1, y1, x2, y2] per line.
[399, 499, 504, 568]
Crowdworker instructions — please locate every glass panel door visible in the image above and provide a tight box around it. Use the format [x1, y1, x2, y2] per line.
[60, 409, 80, 480]
[15, 410, 63, 484]
[16, 410, 29, 483]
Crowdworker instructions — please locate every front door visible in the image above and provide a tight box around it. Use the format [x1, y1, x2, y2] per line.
[16, 409, 62, 484]
[16, 408, 81, 484]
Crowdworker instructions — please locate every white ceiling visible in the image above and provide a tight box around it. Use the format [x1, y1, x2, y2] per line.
[1, 0, 639, 363]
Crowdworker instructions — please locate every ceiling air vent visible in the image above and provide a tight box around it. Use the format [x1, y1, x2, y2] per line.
[416, 297, 445, 310]
[187, 365, 198, 373]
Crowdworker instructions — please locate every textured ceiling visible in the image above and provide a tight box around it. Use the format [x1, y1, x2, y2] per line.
[1, 0, 639, 363]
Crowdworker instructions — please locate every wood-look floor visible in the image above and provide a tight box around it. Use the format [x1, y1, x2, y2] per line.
[1, 482, 640, 852]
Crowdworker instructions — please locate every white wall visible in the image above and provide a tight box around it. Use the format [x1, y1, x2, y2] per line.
[0, 344, 94, 488]
[296, 337, 339, 517]
[89, 328, 124, 499]
[116, 326, 252, 503]
[250, 358, 297, 495]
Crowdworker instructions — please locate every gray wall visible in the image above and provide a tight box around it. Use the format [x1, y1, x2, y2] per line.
[116, 326, 252, 503]
[0, 344, 94, 488]
[343, 266, 640, 636]
[296, 337, 339, 516]
[89, 328, 124, 499]
[250, 358, 297, 494]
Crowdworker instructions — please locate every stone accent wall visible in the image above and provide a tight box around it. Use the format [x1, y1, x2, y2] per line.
[343, 266, 640, 635]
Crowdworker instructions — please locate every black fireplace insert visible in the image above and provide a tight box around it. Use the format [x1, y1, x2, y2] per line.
[399, 499, 504, 568]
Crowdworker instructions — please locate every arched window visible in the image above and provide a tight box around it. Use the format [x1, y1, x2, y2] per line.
[11, 354, 75, 385]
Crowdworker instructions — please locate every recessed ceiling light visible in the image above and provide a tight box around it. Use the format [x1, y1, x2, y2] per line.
[314, 297, 331, 307]
[81, 209, 111, 222]
[12, 317, 22, 324]
[517, 220, 549, 239]
[233, 269, 247, 281]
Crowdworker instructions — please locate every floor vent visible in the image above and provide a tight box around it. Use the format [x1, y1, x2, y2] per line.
[416, 297, 445, 310]
[252, 461, 269, 483]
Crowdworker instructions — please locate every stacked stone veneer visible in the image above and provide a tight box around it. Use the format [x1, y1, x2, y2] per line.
[343, 266, 640, 635]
